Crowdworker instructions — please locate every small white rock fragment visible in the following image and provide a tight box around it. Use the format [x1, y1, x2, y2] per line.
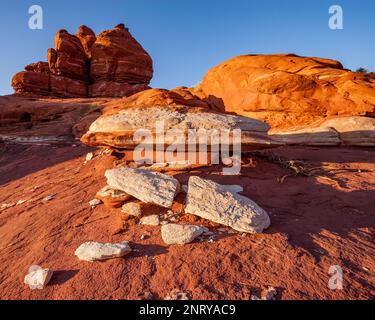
[122, 202, 142, 217]
[24, 265, 53, 290]
[165, 289, 191, 300]
[0, 203, 16, 211]
[42, 195, 54, 202]
[161, 224, 207, 245]
[75, 241, 132, 262]
[265, 287, 278, 300]
[16, 199, 27, 206]
[86, 152, 94, 162]
[140, 215, 160, 226]
[89, 199, 102, 209]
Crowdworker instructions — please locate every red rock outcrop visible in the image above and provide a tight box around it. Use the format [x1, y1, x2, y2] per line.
[89, 81, 149, 98]
[89, 23, 153, 97]
[50, 75, 87, 97]
[198, 54, 375, 129]
[12, 71, 50, 95]
[48, 29, 88, 81]
[102, 88, 210, 116]
[24, 62, 50, 74]
[76, 25, 96, 59]
[11, 24, 153, 98]
[91, 24, 152, 84]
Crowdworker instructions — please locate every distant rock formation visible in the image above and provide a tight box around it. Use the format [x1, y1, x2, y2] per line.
[197, 54, 375, 129]
[12, 24, 153, 98]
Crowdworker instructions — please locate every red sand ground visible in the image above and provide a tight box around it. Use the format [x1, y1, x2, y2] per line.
[0, 143, 374, 300]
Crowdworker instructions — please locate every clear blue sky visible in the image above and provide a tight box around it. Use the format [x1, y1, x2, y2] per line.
[1, 0, 374, 95]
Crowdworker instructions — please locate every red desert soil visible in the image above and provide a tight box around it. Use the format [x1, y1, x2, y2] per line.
[0, 142, 374, 300]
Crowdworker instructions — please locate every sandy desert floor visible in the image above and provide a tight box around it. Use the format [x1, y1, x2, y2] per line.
[0, 142, 374, 300]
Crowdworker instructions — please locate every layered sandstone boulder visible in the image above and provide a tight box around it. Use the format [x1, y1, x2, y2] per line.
[81, 89, 279, 150]
[12, 24, 153, 98]
[198, 54, 375, 129]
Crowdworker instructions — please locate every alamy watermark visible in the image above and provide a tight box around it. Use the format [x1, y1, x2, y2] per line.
[132, 121, 242, 175]
[329, 5, 344, 30]
[28, 5, 43, 30]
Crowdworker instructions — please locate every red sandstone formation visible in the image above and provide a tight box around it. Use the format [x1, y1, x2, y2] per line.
[11, 24, 153, 98]
[76, 25, 96, 59]
[197, 54, 375, 129]
[90, 23, 153, 97]
[49, 29, 88, 81]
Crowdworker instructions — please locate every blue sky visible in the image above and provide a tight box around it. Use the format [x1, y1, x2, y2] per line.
[1, 0, 374, 95]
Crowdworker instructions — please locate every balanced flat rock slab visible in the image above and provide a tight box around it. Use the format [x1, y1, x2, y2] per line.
[75, 241, 132, 262]
[81, 105, 281, 149]
[185, 176, 271, 233]
[105, 167, 180, 208]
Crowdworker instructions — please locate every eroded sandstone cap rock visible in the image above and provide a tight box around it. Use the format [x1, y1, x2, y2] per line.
[81, 91, 280, 149]
[185, 176, 271, 233]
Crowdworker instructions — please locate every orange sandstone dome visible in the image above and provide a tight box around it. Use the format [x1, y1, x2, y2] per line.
[197, 54, 375, 129]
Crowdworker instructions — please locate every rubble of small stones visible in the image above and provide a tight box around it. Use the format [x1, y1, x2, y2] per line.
[89, 199, 102, 209]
